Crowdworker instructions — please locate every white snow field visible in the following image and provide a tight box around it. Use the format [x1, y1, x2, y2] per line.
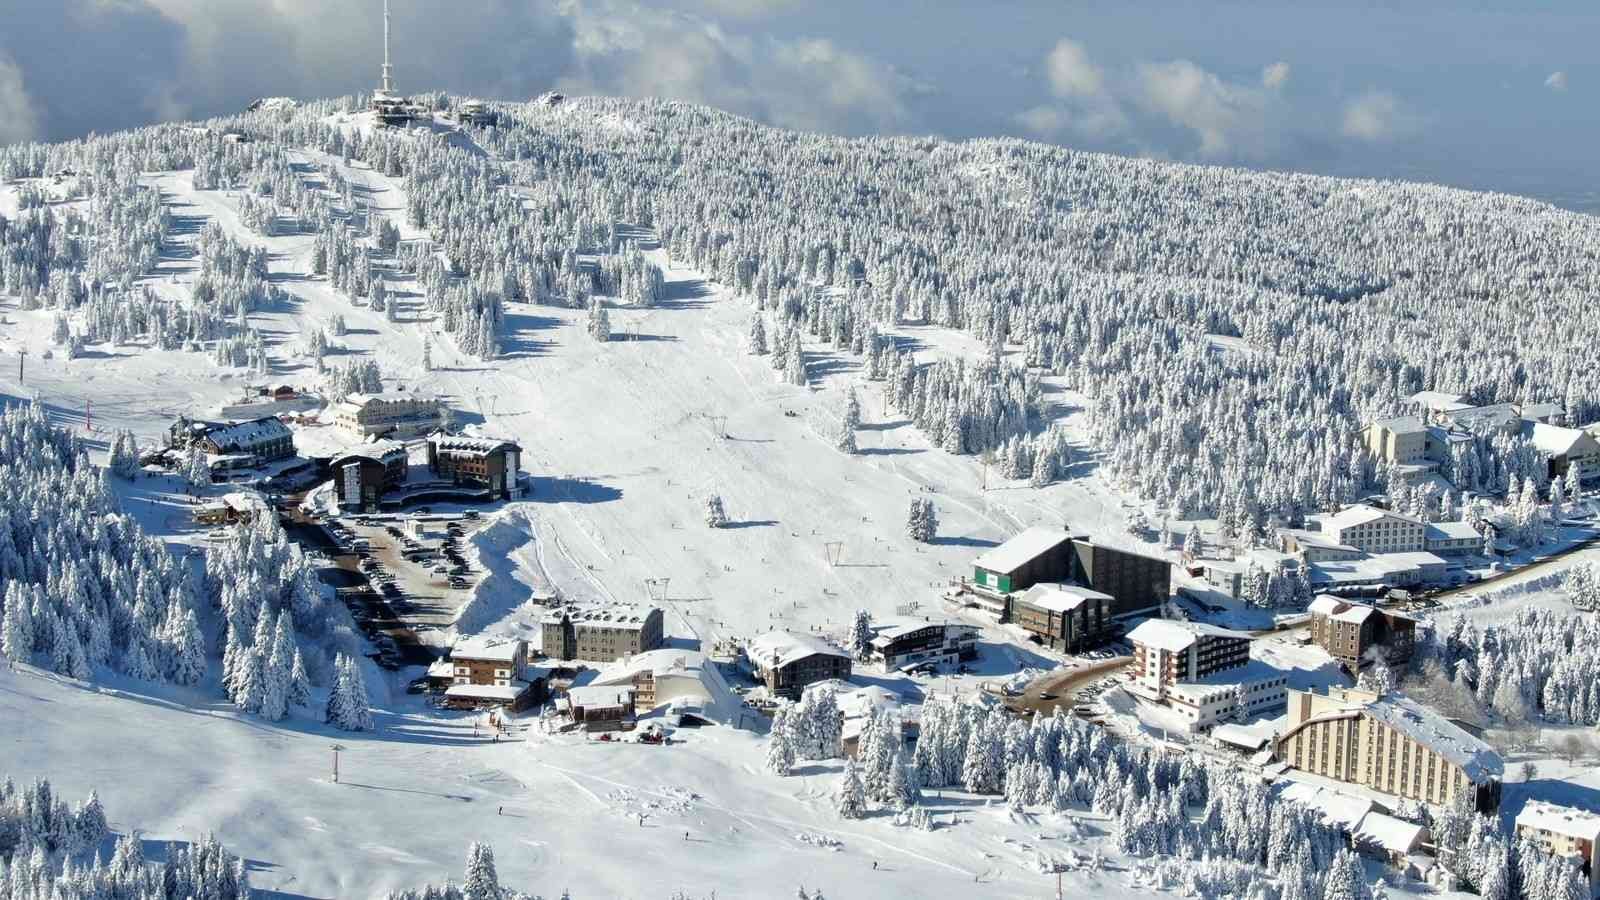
[0, 663, 1152, 900]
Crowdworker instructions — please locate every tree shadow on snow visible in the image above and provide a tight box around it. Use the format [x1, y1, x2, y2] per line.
[929, 535, 999, 549]
[859, 447, 923, 457]
[527, 476, 623, 505]
[722, 520, 778, 529]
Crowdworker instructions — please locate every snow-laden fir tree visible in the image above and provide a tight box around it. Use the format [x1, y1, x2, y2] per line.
[287, 647, 313, 707]
[463, 842, 500, 900]
[905, 498, 937, 543]
[850, 609, 873, 658]
[422, 335, 434, 371]
[843, 387, 861, 431]
[835, 424, 857, 454]
[783, 330, 808, 386]
[834, 758, 866, 820]
[747, 314, 767, 355]
[326, 652, 373, 731]
[765, 705, 796, 776]
[587, 297, 610, 342]
[704, 494, 728, 528]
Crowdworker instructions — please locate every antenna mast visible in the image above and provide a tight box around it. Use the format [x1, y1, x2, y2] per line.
[380, 0, 394, 95]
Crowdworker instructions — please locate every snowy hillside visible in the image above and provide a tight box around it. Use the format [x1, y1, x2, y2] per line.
[3, 91, 1600, 899]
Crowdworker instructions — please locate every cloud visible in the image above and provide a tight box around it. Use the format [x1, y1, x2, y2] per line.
[1340, 90, 1414, 142]
[1546, 71, 1567, 91]
[1134, 59, 1276, 158]
[556, 1, 924, 135]
[1044, 39, 1104, 98]
[0, 53, 40, 146]
[1261, 61, 1290, 90]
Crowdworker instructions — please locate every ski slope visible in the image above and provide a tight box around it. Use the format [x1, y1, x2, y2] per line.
[0, 662, 1157, 899]
[0, 136, 1159, 655]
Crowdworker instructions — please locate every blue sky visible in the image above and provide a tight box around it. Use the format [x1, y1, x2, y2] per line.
[1, 1, 1594, 211]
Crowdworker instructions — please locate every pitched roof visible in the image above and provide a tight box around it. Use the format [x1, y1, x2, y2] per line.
[1318, 688, 1504, 782]
[972, 526, 1074, 575]
[747, 630, 849, 669]
[1353, 812, 1428, 853]
[1516, 801, 1600, 842]
[869, 618, 980, 646]
[1426, 521, 1481, 541]
[445, 683, 529, 701]
[565, 685, 635, 708]
[1371, 415, 1425, 434]
[1015, 582, 1113, 613]
[430, 434, 521, 454]
[1524, 421, 1595, 457]
[451, 635, 523, 663]
[204, 416, 291, 450]
[1126, 619, 1251, 652]
[1326, 504, 1421, 530]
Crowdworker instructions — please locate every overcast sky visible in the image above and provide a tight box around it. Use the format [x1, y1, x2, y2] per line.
[2, 1, 1595, 212]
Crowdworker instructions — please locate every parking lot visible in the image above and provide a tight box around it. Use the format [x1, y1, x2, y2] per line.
[284, 505, 490, 669]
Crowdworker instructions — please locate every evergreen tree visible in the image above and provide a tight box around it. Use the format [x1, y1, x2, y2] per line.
[747, 314, 767, 355]
[705, 494, 728, 528]
[834, 758, 866, 820]
[765, 706, 796, 776]
[462, 842, 500, 900]
[850, 609, 873, 658]
[587, 297, 610, 342]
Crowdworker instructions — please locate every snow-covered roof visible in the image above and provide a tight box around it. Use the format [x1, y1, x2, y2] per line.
[868, 618, 980, 646]
[451, 635, 523, 663]
[544, 603, 661, 631]
[331, 439, 406, 463]
[1014, 582, 1113, 613]
[445, 683, 527, 701]
[1406, 390, 1467, 410]
[1279, 782, 1380, 830]
[1520, 402, 1565, 421]
[1376, 551, 1448, 568]
[1517, 801, 1600, 842]
[1308, 595, 1345, 615]
[1426, 521, 1481, 541]
[1307, 556, 1428, 585]
[1370, 415, 1425, 434]
[1126, 619, 1251, 652]
[1283, 529, 1360, 552]
[427, 658, 455, 678]
[592, 649, 744, 726]
[747, 630, 849, 669]
[1325, 504, 1420, 530]
[1451, 403, 1522, 430]
[971, 526, 1074, 575]
[220, 492, 270, 513]
[1524, 422, 1594, 457]
[1212, 723, 1270, 750]
[1353, 812, 1428, 853]
[1315, 688, 1504, 782]
[430, 435, 520, 455]
[204, 416, 291, 450]
[565, 685, 634, 708]
[1169, 659, 1287, 697]
[343, 391, 439, 406]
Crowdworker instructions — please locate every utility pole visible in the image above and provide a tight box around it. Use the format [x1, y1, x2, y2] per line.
[17, 350, 25, 385]
[330, 743, 345, 782]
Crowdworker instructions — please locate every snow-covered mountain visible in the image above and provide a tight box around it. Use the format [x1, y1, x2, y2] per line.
[2, 93, 1598, 898]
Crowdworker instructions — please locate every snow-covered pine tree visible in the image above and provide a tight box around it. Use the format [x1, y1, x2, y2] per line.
[904, 498, 937, 543]
[288, 647, 312, 707]
[836, 424, 857, 454]
[587, 297, 610, 342]
[834, 758, 866, 820]
[747, 314, 767, 355]
[843, 387, 861, 431]
[422, 335, 434, 371]
[462, 842, 500, 900]
[850, 609, 873, 658]
[705, 494, 728, 528]
[765, 706, 796, 776]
